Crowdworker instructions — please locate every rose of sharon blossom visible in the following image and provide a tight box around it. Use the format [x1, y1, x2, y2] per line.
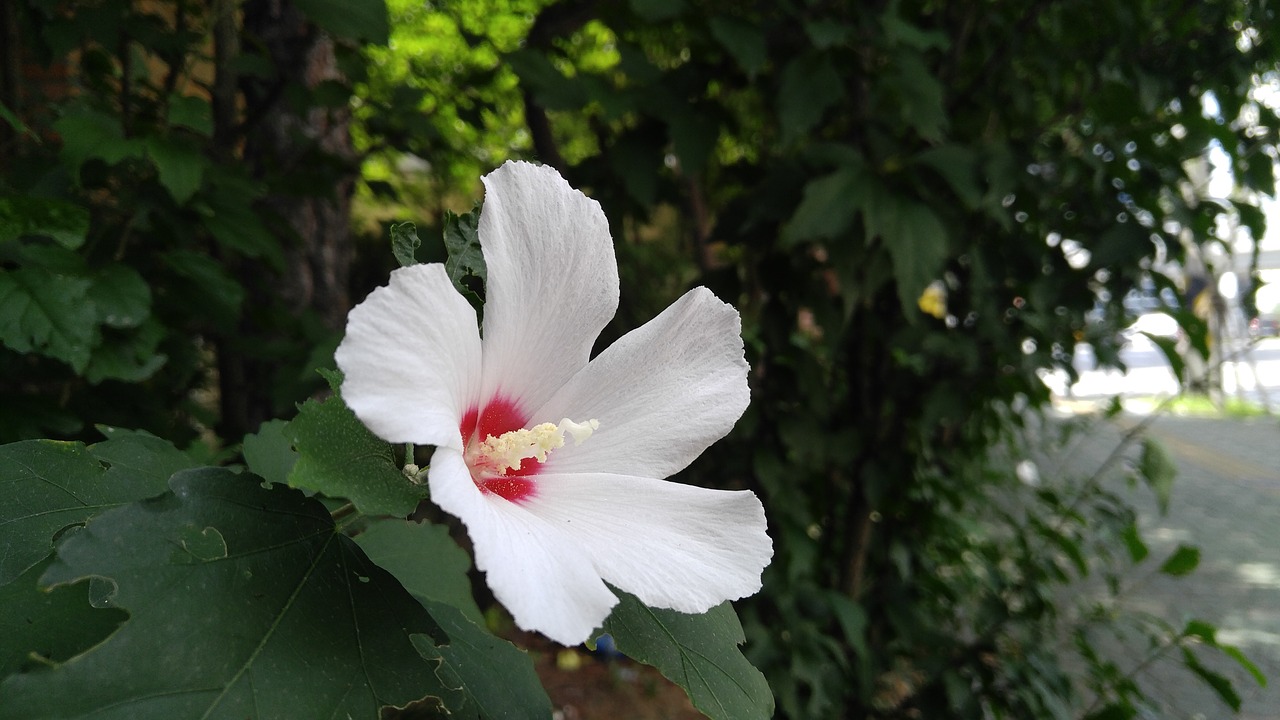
[335, 160, 771, 645]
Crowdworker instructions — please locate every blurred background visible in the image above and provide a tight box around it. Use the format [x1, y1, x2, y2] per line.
[2, 1, 1279, 717]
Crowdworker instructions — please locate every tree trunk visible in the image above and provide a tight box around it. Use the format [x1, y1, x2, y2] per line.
[218, 0, 357, 439]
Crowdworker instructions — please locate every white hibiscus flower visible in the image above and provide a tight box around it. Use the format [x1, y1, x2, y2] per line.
[335, 160, 771, 646]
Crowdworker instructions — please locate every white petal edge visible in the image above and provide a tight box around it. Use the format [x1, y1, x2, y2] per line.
[427, 446, 620, 646]
[477, 161, 620, 417]
[522, 472, 772, 613]
[533, 286, 749, 479]
[335, 264, 481, 450]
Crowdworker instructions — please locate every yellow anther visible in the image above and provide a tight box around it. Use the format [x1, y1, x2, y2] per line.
[475, 418, 599, 473]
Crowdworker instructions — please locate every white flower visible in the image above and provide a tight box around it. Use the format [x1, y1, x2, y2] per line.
[335, 161, 771, 646]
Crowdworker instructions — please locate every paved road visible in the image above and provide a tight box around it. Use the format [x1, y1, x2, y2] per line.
[1061, 414, 1280, 719]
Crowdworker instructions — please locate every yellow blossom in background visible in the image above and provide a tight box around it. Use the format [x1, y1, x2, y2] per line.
[918, 281, 947, 319]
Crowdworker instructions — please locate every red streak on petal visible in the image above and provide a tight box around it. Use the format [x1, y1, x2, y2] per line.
[459, 406, 479, 447]
[479, 476, 538, 502]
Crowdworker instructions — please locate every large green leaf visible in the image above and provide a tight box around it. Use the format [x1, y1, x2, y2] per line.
[0, 438, 171, 586]
[0, 267, 97, 372]
[0, 469, 464, 719]
[601, 592, 773, 720]
[286, 376, 427, 517]
[356, 518, 484, 624]
[0, 556, 128, 678]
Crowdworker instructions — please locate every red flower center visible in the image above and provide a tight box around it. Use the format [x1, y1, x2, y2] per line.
[460, 395, 540, 502]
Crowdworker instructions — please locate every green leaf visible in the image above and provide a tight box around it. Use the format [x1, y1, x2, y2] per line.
[0, 556, 128, 677]
[53, 109, 144, 171]
[601, 591, 774, 720]
[286, 382, 426, 517]
[391, 221, 421, 267]
[782, 159, 875, 244]
[0, 469, 463, 718]
[1180, 646, 1241, 711]
[506, 49, 589, 110]
[201, 171, 282, 268]
[709, 17, 767, 78]
[293, 0, 389, 43]
[90, 426, 199, 489]
[911, 145, 982, 209]
[87, 264, 150, 329]
[415, 599, 554, 719]
[241, 419, 298, 487]
[873, 197, 950, 319]
[356, 519, 484, 625]
[1219, 644, 1267, 688]
[83, 318, 168, 384]
[0, 197, 90, 249]
[0, 436, 179, 586]
[1137, 437, 1176, 515]
[1159, 544, 1200, 576]
[145, 135, 206, 204]
[1120, 522, 1148, 563]
[161, 249, 245, 331]
[0, 267, 97, 372]
[0, 101, 34, 137]
[166, 95, 213, 136]
[629, 0, 685, 22]
[778, 53, 845, 144]
[887, 48, 947, 141]
[443, 207, 486, 304]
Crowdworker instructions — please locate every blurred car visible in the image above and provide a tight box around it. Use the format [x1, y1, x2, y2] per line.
[1249, 315, 1279, 338]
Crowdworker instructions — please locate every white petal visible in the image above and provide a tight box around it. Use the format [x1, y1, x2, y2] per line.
[524, 472, 771, 613]
[335, 264, 480, 450]
[427, 447, 619, 645]
[477, 161, 619, 417]
[534, 287, 749, 479]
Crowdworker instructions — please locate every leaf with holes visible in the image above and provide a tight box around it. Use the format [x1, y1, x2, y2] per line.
[0, 436, 183, 587]
[0, 469, 466, 718]
[600, 591, 773, 720]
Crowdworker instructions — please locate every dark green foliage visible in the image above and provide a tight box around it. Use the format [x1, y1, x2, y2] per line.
[388, 0, 1273, 716]
[0, 0, 381, 442]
